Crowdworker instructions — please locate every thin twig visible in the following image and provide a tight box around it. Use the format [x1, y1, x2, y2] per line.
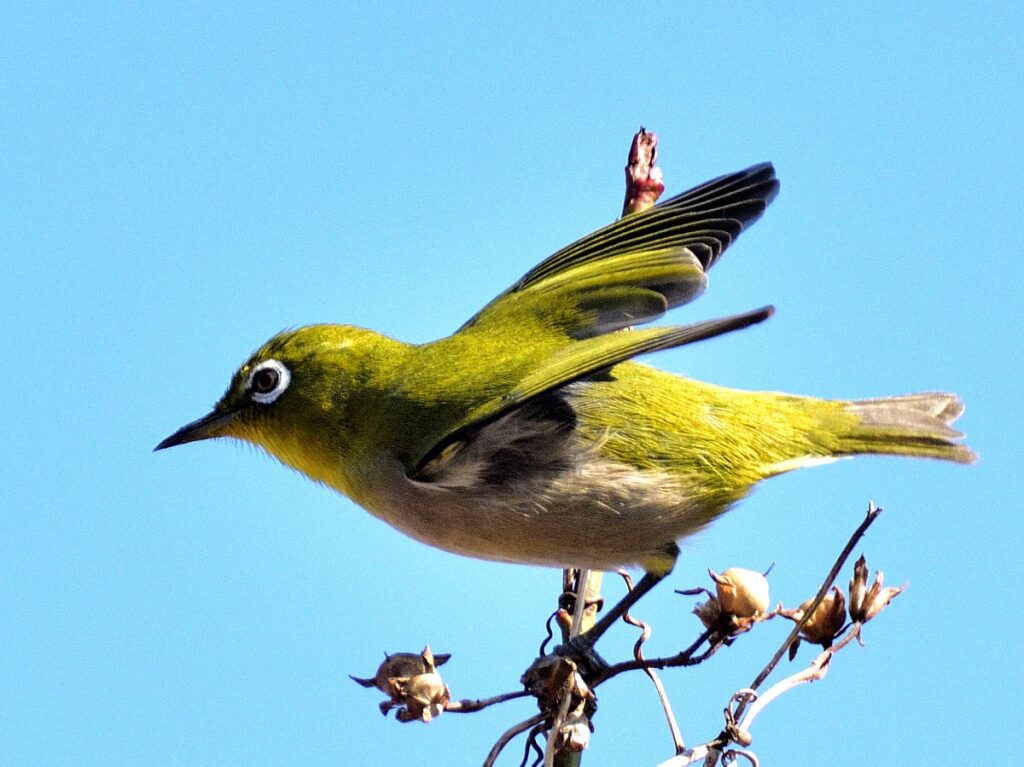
[592, 627, 718, 686]
[652, 503, 888, 767]
[747, 503, 881, 695]
[619, 571, 685, 753]
[721, 748, 760, 767]
[654, 744, 713, 767]
[484, 713, 548, 767]
[737, 623, 862, 731]
[522, 724, 546, 767]
[701, 503, 883, 764]
[446, 689, 531, 713]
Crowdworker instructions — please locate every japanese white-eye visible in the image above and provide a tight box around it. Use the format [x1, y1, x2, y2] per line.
[157, 164, 974, 585]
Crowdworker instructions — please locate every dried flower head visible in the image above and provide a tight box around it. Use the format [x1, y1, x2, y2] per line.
[556, 711, 593, 752]
[522, 654, 592, 712]
[351, 646, 451, 722]
[693, 596, 722, 630]
[791, 587, 847, 647]
[390, 668, 450, 723]
[350, 647, 451, 694]
[848, 557, 906, 622]
[848, 555, 869, 619]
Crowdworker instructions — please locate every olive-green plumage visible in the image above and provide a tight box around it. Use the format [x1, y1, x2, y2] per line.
[157, 163, 974, 575]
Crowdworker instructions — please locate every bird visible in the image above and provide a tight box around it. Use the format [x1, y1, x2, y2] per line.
[156, 163, 974, 639]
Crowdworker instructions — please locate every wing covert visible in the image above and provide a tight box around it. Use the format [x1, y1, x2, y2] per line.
[412, 306, 774, 478]
[460, 162, 779, 338]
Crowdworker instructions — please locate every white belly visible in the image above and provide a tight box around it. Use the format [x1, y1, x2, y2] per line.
[358, 451, 718, 571]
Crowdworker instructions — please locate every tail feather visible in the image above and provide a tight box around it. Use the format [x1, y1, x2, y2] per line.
[840, 392, 976, 464]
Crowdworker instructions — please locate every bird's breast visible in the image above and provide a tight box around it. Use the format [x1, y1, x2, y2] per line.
[354, 447, 726, 572]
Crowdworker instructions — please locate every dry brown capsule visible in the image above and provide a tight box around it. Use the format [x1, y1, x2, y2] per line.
[350, 647, 451, 694]
[711, 567, 770, 619]
[390, 667, 450, 723]
[522, 654, 592, 711]
[693, 596, 722, 630]
[848, 555, 869, 619]
[848, 555, 906, 622]
[792, 587, 847, 647]
[862, 573, 905, 622]
[352, 646, 451, 721]
[556, 711, 593, 752]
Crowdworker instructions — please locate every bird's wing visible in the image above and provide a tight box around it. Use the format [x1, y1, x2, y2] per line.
[409, 306, 773, 478]
[459, 162, 779, 339]
[401, 163, 779, 475]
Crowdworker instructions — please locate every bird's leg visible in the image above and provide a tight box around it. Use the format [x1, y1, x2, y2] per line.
[583, 540, 679, 647]
[555, 569, 669, 675]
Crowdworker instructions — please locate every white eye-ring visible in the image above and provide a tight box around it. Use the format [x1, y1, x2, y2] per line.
[247, 359, 291, 404]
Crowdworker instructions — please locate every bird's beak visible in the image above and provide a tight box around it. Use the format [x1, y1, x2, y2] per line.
[154, 407, 239, 451]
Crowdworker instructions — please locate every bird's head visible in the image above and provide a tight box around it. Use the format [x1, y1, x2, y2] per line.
[155, 325, 396, 487]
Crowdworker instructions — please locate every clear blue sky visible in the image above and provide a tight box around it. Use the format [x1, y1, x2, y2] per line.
[3, 4, 1021, 765]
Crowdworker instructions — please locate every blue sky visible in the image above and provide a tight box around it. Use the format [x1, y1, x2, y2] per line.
[2, 4, 1022, 765]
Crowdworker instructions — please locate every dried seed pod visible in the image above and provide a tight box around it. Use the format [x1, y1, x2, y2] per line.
[848, 555, 869, 619]
[352, 646, 452, 722]
[861, 571, 906, 622]
[693, 597, 722, 629]
[793, 587, 847, 646]
[556, 711, 592, 752]
[848, 557, 906, 622]
[521, 654, 592, 711]
[711, 568, 770, 619]
[350, 647, 451, 693]
[391, 670, 450, 723]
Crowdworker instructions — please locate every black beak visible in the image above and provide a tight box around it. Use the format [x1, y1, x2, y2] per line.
[154, 407, 239, 451]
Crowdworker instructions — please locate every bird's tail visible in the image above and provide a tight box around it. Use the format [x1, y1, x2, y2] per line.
[836, 392, 976, 464]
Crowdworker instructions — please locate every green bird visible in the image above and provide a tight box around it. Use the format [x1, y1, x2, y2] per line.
[157, 164, 973, 636]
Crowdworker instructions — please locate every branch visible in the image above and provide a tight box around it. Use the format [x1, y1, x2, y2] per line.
[699, 502, 886, 765]
[619, 571, 685, 753]
[547, 127, 667, 767]
[592, 627, 719, 686]
[737, 623, 863, 732]
[745, 502, 882, 695]
[445, 689, 531, 714]
[483, 713, 548, 767]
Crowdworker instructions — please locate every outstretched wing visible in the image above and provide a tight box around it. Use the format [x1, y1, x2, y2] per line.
[403, 163, 779, 475]
[460, 162, 779, 339]
[410, 306, 774, 478]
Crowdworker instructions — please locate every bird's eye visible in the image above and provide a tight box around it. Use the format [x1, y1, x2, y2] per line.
[253, 368, 278, 393]
[247, 359, 291, 405]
